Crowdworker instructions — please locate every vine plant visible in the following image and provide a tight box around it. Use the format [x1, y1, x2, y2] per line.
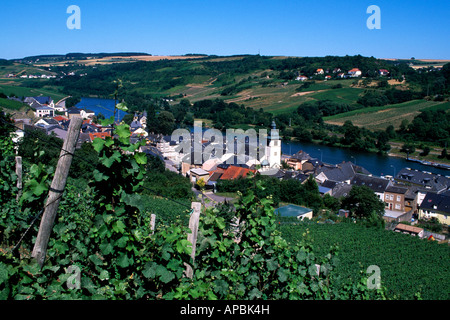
[0, 105, 386, 300]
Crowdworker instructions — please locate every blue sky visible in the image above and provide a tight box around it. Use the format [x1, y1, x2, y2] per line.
[1, 0, 449, 59]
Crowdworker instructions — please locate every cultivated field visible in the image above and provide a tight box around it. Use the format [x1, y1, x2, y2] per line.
[324, 100, 450, 131]
[34, 55, 206, 67]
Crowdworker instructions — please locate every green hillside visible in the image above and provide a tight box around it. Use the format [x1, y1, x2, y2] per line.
[324, 100, 450, 131]
[0, 82, 66, 102]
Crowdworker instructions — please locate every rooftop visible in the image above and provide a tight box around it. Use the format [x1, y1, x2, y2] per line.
[190, 168, 209, 176]
[420, 192, 450, 214]
[394, 223, 424, 234]
[220, 165, 255, 180]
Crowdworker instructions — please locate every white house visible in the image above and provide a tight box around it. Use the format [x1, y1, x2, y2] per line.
[80, 109, 95, 119]
[348, 68, 362, 77]
[35, 106, 55, 118]
[296, 75, 308, 81]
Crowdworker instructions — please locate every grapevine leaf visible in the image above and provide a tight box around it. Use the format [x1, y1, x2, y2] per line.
[117, 253, 130, 268]
[134, 152, 147, 165]
[92, 138, 105, 153]
[116, 102, 128, 112]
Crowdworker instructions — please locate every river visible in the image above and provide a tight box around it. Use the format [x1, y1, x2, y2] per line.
[282, 139, 450, 177]
[75, 97, 128, 121]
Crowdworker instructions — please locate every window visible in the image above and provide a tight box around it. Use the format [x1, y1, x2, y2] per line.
[397, 195, 401, 202]
[390, 194, 394, 201]
[385, 195, 389, 200]
[395, 204, 401, 210]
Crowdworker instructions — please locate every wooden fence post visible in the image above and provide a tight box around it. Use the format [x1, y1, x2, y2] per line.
[150, 213, 156, 235]
[31, 117, 83, 268]
[15, 156, 22, 201]
[185, 202, 201, 278]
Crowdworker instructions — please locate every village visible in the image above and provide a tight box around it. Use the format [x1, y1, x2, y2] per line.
[8, 94, 450, 243]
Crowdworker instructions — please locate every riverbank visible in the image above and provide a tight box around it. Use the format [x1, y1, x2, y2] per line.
[284, 136, 450, 165]
[282, 137, 450, 176]
[388, 141, 450, 166]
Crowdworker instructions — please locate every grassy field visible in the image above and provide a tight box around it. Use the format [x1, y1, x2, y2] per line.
[0, 82, 67, 102]
[323, 100, 450, 131]
[211, 80, 364, 115]
[0, 97, 27, 111]
[33, 55, 206, 67]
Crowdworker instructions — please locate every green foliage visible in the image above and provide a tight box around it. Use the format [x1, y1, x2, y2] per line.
[0, 111, 17, 205]
[0, 140, 386, 301]
[341, 185, 385, 226]
[89, 118, 147, 215]
[18, 128, 63, 169]
[19, 163, 53, 212]
[142, 156, 194, 202]
[217, 173, 328, 213]
[280, 222, 450, 300]
[175, 187, 385, 300]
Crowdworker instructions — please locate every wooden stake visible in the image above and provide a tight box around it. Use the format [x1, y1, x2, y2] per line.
[150, 213, 156, 235]
[15, 156, 22, 201]
[32, 117, 82, 268]
[185, 202, 201, 279]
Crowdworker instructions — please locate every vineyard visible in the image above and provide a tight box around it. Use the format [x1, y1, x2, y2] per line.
[0, 104, 388, 301]
[279, 221, 450, 300]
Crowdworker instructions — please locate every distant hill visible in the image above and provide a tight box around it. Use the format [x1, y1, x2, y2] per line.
[41, 54, 405, 112]
[16, 52, 153, 62]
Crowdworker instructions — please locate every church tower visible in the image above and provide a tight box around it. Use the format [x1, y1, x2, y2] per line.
[266, 120, 281, 168]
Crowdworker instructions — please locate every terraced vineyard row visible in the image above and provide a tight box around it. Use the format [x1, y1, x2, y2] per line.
[280, 222, 450, 300]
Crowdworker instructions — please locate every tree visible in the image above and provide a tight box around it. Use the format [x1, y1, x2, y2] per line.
[376, 131, 391, 154]
[196, 178, 206, 192]
[156, 111, 175, 135]
[400, 143, 416, 157]
[385, 125, 396, 139]
[420, 146, 431, 156]
[323, 194, 340, 212]
[341, 121, 361, 146]
[341, 185, 385, 222]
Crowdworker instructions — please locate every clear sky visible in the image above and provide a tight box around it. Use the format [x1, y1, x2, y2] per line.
[1, 0, 449, 60]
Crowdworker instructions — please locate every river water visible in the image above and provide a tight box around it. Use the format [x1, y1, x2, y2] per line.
[282, 139, 450, 177]
[75, 97, 128, 121]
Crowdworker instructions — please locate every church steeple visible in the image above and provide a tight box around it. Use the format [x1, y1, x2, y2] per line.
[265, 119, 281, 168]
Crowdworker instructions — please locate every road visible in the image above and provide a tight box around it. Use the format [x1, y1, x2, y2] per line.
[192, 188, 235, 208]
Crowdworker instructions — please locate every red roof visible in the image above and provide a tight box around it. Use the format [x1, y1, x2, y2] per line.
[53, 116, 68, 122]
[89, 132, 111, 141]
[209, 168, 225, 176]
[219, 166, 255, 180]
